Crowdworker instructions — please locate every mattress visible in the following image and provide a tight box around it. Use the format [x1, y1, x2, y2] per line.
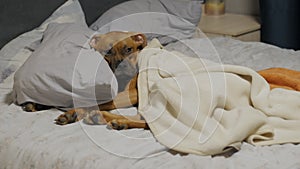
[1, 33, 300, 168]
[1, 1, 300, 168]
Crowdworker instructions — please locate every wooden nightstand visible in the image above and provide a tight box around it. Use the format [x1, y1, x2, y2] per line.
[198, 13, 261, 42]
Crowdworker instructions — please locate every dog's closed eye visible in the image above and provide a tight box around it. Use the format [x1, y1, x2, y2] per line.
[121, 46, 133, 55]
[125, 47, 133, 54]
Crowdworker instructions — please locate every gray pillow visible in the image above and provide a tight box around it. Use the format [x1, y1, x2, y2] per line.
[90, 0, 202, 45]
[13, 23, 117, 108]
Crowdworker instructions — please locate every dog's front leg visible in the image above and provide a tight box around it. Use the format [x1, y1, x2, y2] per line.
[83, 111, 147, 130]
[108, 118, 148, 130]
[99, 75, 138, 110]
[99, 88, 138, 110]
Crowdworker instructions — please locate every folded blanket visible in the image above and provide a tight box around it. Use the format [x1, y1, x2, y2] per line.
[137, 39, 300, 156]
[258, 67, 300, 91]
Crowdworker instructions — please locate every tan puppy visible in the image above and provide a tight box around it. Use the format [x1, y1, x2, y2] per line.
[55, 31, 148, 130]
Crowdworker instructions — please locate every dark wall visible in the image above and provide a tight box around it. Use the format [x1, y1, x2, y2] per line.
[259, 0, 300, 50]
[80, 0, 129, 25]
[0, 0, 129, 49]
[0, 0, 65, 49]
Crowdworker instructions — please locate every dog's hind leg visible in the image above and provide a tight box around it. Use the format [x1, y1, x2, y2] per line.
[21, 102, 53, 112]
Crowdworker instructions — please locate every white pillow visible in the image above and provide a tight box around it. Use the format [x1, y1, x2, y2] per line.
[13, 23, 117, 108]
[90, 0, 202, 45]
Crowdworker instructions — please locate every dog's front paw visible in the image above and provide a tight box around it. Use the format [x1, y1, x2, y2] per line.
[55, 112, 77, 125]
[55, 109, 86, 125]
[107, 119, 129, 130]
[83, 110, 107, 125]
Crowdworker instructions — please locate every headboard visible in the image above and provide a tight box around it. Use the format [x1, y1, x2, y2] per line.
[0, 0, 129, 49]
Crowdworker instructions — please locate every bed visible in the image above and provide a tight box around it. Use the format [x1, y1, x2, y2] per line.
[1, 0, 300, 168]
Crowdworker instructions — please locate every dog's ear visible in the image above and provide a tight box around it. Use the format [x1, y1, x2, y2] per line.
[89, 34, 103, 51]
[131, 34, 147, 48]
[89, 35, 100, 49]
[89, 37, 98, 49]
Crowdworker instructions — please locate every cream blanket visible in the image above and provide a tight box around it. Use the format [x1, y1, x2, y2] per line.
[137, 39, 300, 156]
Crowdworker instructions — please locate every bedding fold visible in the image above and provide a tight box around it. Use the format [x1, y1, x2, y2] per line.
[137, 39, 300, 155]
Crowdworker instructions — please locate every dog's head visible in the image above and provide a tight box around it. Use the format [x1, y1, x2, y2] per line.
[89, 31, 147, 72]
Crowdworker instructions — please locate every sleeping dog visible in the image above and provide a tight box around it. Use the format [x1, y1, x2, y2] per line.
[22, 31, 300, 130]
[23, 31, 149, 130]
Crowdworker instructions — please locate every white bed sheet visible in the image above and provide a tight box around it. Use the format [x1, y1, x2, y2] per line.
[1, 34, 300, 168]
